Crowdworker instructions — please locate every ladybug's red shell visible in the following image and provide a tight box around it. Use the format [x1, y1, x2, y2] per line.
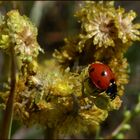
[89, 63, 115, 90]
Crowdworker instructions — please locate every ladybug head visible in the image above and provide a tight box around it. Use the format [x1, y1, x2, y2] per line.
[106, 80, 117, 100]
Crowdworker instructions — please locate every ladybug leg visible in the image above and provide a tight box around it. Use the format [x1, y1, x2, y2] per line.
[71, 93, 80, 116]
[110, 93, 117, 100]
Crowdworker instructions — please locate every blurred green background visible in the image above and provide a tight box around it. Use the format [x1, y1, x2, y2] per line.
[0, 1, 140, 139]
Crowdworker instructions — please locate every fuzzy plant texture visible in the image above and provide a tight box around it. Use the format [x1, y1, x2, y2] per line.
[0, 1, 140, 138]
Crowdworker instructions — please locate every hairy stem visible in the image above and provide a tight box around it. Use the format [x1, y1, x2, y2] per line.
[0, 46, 16, 139]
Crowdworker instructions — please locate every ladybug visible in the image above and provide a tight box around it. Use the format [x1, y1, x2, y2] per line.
[88, 62, 117, 100]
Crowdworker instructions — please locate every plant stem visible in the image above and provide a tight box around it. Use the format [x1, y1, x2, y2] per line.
[95, 126, 101, 139]
[111, 114, 131, 137]
[45, 126, 56, 139]
[105, 110, 134, 139]
[0, 46, 16, 139]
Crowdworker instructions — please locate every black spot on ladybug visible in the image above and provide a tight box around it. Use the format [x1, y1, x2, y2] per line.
[89, 67, 95, 73]
[110, 79, 115, 83]
[101, 71, 107, 76]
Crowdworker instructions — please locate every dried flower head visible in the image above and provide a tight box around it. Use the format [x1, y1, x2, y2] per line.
[0, 10, 42, 63]
[76, 1, 116, 48]
[115, 8, 140, 43]
[7, 10, 43, 62]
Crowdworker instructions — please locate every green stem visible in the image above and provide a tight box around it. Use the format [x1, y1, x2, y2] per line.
[105, 110, 135, 139]
[111, 114, 131, 137]
[0, 46, 16, 139]
[95, 126, 101, 139]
